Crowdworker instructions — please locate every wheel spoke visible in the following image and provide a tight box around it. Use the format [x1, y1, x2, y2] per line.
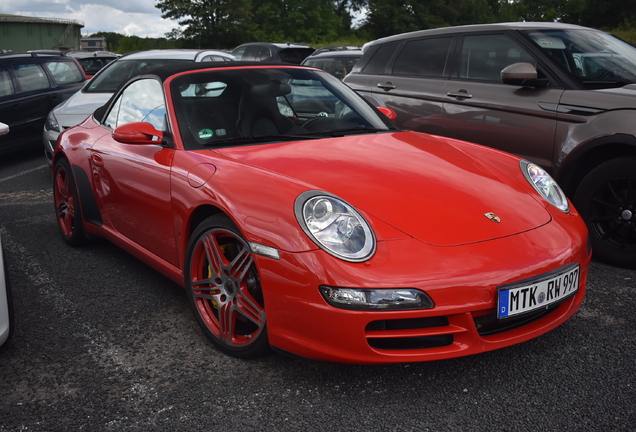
[202, 233, 224, 277]
[606, 181, 625, 207]
[236, 288, 265, 328]
[591, 214, 620, 223]
[191, 276, 217, 289]
[218, 302, 235, 343]
[55, 172, 69, 199]
[56, 200, 67, 218]
[228, 247, 253, 282]
[66, 201, 75, 218]
[601, 222, 621, 242]
[592, 196, 618, 210]
[191, 284, 221, 300]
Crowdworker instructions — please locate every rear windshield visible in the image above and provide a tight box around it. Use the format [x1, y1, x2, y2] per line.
[302, 56, 361, 79]
[77, 57, 116, 76]
[279, 48, 315, 64]
[85, 59, 190, 93]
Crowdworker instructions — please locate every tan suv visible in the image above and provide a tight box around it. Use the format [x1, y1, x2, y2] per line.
[344, 22, 636, 268]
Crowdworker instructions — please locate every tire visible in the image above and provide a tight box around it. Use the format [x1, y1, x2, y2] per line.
[184, 214, 269, 358]
[53, 158, 87, 246]
[574, 157, 636, 269]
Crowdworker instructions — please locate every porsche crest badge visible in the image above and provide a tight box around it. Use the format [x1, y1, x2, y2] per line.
[484, 212, 501, 223]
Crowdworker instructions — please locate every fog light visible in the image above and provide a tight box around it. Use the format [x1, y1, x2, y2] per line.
[319, 286, 434, 311]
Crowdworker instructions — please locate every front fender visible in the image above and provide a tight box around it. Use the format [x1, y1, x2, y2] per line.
[554, 110, 636, 193]
[170, 150, 409, 271]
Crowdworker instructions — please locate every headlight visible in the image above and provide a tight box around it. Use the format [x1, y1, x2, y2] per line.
[319, 286, 434, 310]
[44, 112, 61, 132]
[521, 160, 569, 213]
[295, 191, 375, 262]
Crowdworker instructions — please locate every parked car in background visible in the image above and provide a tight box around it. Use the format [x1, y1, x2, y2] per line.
[0, 230, 12, 347]
[0, 122, 14, 347]
[232, 42, 315, 64]
[66, 51, 119, 78]
[52, 62, 590, 363]
[344, 22, 636, 269]
[43, 49, 235, 164]
[0, 51, 85, 155]
[301, 47, 362, 80]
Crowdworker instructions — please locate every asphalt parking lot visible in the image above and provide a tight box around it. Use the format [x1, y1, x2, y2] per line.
[0, 148, 634, 431]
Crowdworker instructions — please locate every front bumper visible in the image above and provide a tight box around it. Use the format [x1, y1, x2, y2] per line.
[256, 214, 590, 364]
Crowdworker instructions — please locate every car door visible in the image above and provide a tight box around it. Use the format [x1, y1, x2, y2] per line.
[441, 33, 564, 171]
[90, 77, 179, 266]
[0, 61, 59, 151]
[347, 37, 453, 135]
[0, 66, 19, 151]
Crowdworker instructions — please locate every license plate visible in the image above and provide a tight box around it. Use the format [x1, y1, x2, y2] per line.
[497, 264, 580, 319]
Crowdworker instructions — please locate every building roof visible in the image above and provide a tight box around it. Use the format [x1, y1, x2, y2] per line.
[0, 13, 84, 27]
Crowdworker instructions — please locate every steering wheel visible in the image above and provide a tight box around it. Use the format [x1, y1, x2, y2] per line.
[596, 68, 619, 81]
[302, 114, 330, 130]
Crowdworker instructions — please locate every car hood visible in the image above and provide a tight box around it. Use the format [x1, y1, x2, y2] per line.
[561, 84, 636, 111]
[53, 91, 113, 128]
[216, 132, 551, 246]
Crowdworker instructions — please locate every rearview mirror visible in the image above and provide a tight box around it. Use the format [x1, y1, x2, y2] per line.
[0, 122, 9, 136]
[113, 122, 163, 145]
[501, 63, 549, 88]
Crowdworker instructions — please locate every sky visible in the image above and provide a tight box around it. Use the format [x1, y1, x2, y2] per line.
[1, 0, 181, 38]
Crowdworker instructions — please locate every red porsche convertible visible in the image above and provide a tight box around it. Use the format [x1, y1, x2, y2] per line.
[52, 63, 591, 364]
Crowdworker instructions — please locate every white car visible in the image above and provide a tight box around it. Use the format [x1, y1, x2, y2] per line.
[0, 122, 14, 347]
[43, 49, 235, 164]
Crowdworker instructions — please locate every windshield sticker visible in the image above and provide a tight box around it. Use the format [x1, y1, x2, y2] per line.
[198, 129, 213, 139]
[215, 129, 227, 136]
[529, 33, 566, 49]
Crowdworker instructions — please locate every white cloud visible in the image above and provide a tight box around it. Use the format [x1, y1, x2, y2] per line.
[0, 0, 182, 38]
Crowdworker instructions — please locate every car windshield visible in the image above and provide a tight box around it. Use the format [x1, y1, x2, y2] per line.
[171, 67, 395, 150]
[524, 28, 636, 88]
[86, 58, 189, 93]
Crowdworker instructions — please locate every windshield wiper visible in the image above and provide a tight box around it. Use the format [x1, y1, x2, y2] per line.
[203, 134, 319, 146]
[307, 127, 391, 137]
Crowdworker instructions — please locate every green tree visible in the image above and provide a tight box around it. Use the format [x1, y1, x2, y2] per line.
[251, 0, 343, 43]
[156, 0, 254, 49]
[361, 0, 497, 39]
[580, 0, 636, 29]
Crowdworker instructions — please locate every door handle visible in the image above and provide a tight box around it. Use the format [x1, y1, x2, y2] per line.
[376, 82, 396, 91]
[92, 153, 104, 168]
[446, 91, 473, 100]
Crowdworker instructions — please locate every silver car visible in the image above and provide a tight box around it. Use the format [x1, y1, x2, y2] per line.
[43, 49, 235, 163]
[0, 122, 14, 347]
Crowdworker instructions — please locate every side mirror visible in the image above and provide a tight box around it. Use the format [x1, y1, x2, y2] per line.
[377, 106, 397, 121]
[501, 62, 549, 88]
[113, 122, 163, 145]
[0, 122, 9, 136]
